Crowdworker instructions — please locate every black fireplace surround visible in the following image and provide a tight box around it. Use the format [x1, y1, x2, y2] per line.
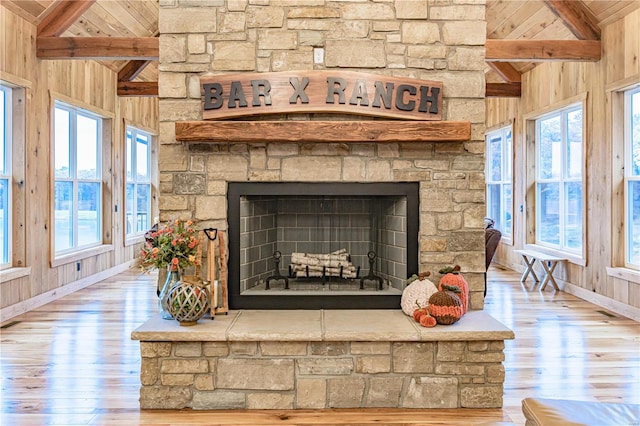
[227, 182, 419, 309]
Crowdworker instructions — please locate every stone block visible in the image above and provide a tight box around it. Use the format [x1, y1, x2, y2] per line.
[350, 342, 391, 355]
[301, 143, 350, 156]
[159, 34, 187, 63]
[447, 99, 485, 124]
[420, 213, 437, 236]
[159, 195, 188, 211]
[203, 342, 229, 357]
[327, 377, 366, 408]
[420, 189, 452, 213]
[195, 195, 226, 221]
[140, 386, 191, 409]
[272, 51, 314, 71]
[419, 71, 485, 98]
[437, 212, 463, 231]
[287, 7, 339, 18]
[141, 342, 172, 358]
[392, 342, 435, 373]
[420, 237, 447, 252]
[452, 157, 484, 173]
[365, 377, 404, 407]
[486, 364, 505, 384]
[463, 205, 486, 228]
[267, 143, 299, 156]
[339, 3, 395, 20]
[206, 155, 248, 180]
[429, 5, 485, 20]
[299, 30, 324, 46]
[227, 0, 248, 11]
[207, 180, 227, 196]
[281, 157, 341, 181]
[401, 22, 441, 44]
[216, 359, 294, 390]
[356, 356, 390, 374]
[212, 41, 256, 71]
[326, 21, 370, 39]
[435, 363, 485, 376]
[402, 376, 458, 408]
[489, 341, 505, 351]
[460, 385, 503, 408]
[160, 100, 201, 121]
[287, 19, 336, 31]
[415, 159, 450, 170]
[140, 358, 159, 385]
[229, 341, 258, 355]
[161, 373, 195, 386]
[325, 40, 386, 68]
[373, 21, 401, 32]
[466, 351, 505, 363]
[247, 392, 295, 409]
[159, 8, 217, 33]
[219, 12, 246, 33]
[260, 342, 308, 356]
[192, 390, 246, 409]
[367, 160, 392, 180]
[436, 342, 465, 361]
[247, 6, 285, 28]
[297, 358, 353, 375]
[396, 0, 428, 19]
[258, 29, 297, 50]
[295, 378, 326, 409]
[408, 45, 448, 59]
[161, 359, 209, 374]
[342, 157, 366, 181]
[448, 231, 484, 251]
[393, 170, 432, 181]
[195, 374, 215, 390]
[310, 342, 348, 356]
[377, 144, 400, 158]
[442, 21, 486, 45]
[468, 341, 489, 351]
[159, 72, 187, 98]
[173, 173, 206, 195]
[448, 47, 486, 71]
[174, 342, 203, 357]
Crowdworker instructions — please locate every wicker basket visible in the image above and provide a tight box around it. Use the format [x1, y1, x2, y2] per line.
[167, 281, 210, 326]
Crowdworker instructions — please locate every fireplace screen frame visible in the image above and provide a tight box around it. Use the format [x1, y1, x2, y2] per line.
[227, 182, 419, 309]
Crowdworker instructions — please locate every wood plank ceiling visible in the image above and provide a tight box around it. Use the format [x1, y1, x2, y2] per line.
[1, 0, 639, 98]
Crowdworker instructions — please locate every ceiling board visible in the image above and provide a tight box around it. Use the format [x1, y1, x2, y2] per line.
[487, 0, 545, 39]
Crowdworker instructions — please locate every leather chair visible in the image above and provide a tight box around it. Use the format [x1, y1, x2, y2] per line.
[485, 228, 502, 297]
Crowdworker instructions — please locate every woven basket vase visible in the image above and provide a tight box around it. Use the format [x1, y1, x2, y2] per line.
[167, 281, 210, 326]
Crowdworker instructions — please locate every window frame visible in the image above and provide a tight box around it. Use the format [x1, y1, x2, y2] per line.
[0, 83, 12, 270]
[485, 124, 513, 243]
[125, 125, 153, 239]
[52, 100, 104, 257]
[623, 86, 640, 270]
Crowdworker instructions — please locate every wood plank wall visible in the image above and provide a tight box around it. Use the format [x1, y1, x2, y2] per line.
[0, 6, 159, 315]
[486, 8, 640, 315]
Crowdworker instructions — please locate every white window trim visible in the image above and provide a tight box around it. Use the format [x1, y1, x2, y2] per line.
[0, 84, 12, 270]
[125, 126, 152, 239]
[623, 86, 640, 269]
[485, 123, 513, 243]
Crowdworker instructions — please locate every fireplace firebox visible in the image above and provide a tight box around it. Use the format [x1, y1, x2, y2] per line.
[227, 182, 419, 309]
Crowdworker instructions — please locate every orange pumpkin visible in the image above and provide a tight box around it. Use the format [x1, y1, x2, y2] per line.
[438, 265, 469, 314]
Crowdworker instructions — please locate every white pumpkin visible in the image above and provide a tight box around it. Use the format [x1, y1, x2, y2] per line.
[401, 274, 439, 316]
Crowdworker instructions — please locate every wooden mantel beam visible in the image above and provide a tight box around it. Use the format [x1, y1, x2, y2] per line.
[38, 0, 96, 37]
[37, 37, 159, 60]
[543, 0, 601, 40]
[117, 81, 158, 97]
[486, 39, 601, 62]
[175, 121, 471, 143]
[486, 82, 522, 98]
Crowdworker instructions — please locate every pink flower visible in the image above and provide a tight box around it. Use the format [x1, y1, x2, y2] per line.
[171, 258, 179, 266]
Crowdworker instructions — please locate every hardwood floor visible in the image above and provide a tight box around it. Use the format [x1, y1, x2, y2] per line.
[1, 266, 638, 425]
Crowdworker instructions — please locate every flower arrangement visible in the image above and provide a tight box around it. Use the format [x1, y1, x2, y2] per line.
[139, 218, 201, 273]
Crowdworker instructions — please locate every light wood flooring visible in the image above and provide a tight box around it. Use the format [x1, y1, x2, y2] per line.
[1, 266, 639, 425]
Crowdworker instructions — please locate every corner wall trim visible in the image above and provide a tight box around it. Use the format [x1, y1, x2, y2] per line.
[0, 260, 138, 323]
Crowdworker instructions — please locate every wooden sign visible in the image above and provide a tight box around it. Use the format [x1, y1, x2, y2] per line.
[200, 71, 443, 121]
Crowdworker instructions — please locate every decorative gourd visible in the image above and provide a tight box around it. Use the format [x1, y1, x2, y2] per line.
[419, 311, 437, 328]
[428, 285, 464, 325]
[412, 301, 428, 322]
[400, 272, 438, 316]
[438, 265, 469, 314]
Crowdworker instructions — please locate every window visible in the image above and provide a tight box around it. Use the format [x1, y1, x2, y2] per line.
[486, 125, 512, 240]
[0, 84, 11, 268]
[54, 102, 103, 255]
[126, 127, 152, 236]
[535, 105, 583, 254]
[625, 87, 640, 269]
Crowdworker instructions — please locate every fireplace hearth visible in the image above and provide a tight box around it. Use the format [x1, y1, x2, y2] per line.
[228, 182, 419, 309]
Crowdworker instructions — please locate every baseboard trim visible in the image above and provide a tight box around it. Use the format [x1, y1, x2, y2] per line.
[0, 260, 137, 323]
[560, 281, 640, 322]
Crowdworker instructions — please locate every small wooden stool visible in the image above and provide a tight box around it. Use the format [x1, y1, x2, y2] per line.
[514, 249, 566, 291]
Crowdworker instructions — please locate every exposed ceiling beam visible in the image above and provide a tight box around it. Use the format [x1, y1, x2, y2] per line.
[175, 121, 471, 143]
[118, 60, 153, 82]
[36, 37, 159, 60]
[543, 0, 601, 40]
[37, 0, 96, 37]
[486, 62, 522, 83]
[485, 40, 601, 62]
[117, 81, 158, 97]
[486, 82, 522, 98]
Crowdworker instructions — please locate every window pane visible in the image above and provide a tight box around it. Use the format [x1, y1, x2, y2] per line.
[126, 130, 133, 182]
[55, 180, 74, 252]
[539, 116, 561, 179]
[0, 178, 8, 264]
[566, 109, 583, 179]
[489, 135, 502, 181]
[629, 180, 640, 265]
[487, 184, 501, 229]
[77, 182, 100, 247]
[538, 182, 560, 245]
[136, 184, 151, 233]
[54, 108, 71, 178]
[505, 129, 512, 180]
[632, 91, 640, 177]
[503, 183, 512, 236]
[136, 134, 149, 181]
[125, 183, 134, 235]
[77, 115, 98, 179]
[0, 88, 5, 175]
[564, 182, 582, 251]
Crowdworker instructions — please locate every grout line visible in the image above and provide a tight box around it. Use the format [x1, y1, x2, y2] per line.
[225, 310, 242, 340]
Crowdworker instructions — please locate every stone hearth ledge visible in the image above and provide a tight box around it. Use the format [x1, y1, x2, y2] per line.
[131, 310, 514, 342]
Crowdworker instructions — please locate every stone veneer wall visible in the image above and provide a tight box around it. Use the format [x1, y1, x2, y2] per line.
[139, 340, 506, 409]
[158, 0, 487, 307]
